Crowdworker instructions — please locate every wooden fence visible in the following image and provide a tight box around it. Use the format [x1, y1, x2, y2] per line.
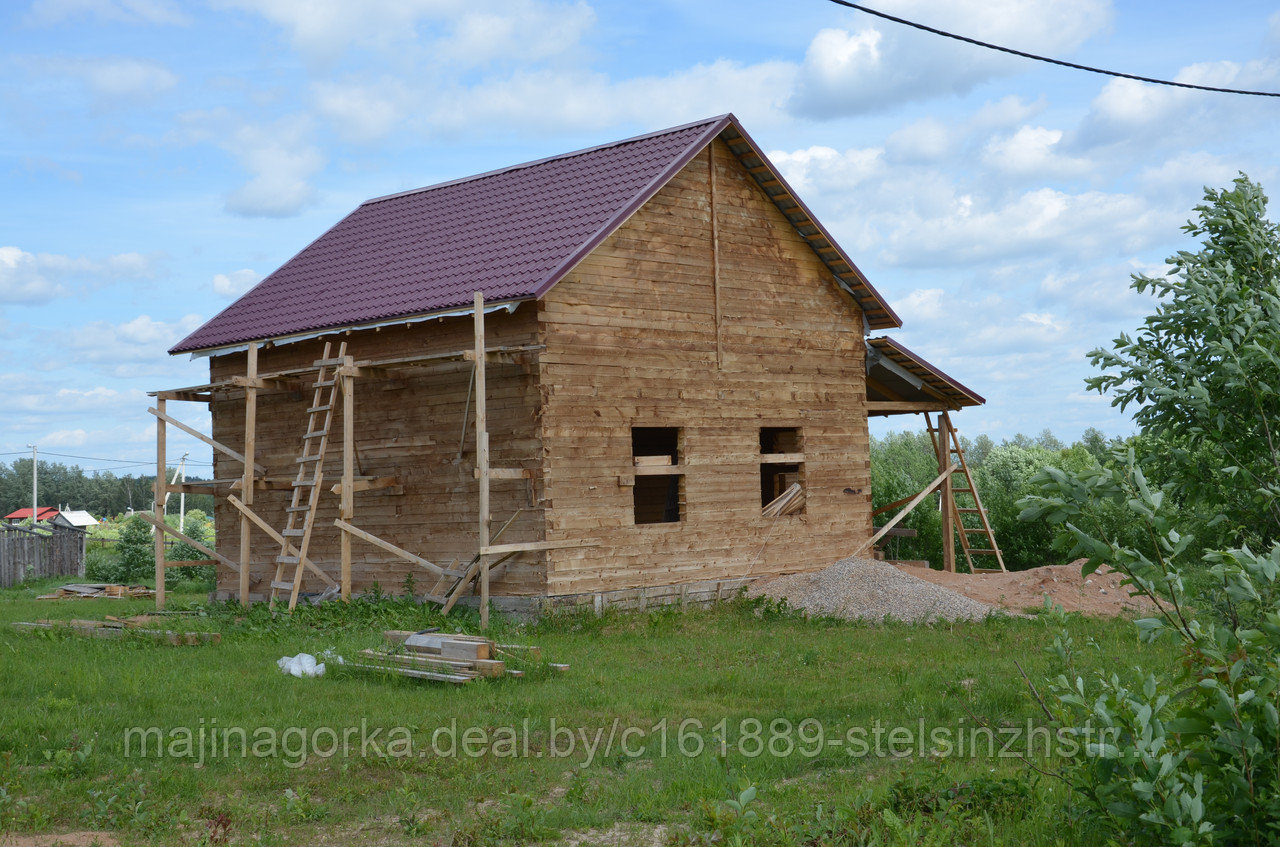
[0, 524, 85, 587]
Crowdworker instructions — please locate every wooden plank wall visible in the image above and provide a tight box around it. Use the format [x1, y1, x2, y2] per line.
[538, 137, 874, 596]
[207, 309, 546, 598]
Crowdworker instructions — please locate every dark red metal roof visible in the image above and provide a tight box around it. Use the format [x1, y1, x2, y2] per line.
[172, 115, 899, 354]
[4, 507, 58, 521]
[867, 337, 985, 407]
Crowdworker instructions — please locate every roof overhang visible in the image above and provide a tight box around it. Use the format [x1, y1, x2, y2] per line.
[866, 337, 984, 416]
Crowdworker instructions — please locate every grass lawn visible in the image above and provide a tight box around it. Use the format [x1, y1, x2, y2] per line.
[0, 577, 1175, 845]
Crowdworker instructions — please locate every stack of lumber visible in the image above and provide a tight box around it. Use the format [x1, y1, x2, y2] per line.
[12, 617, 220, 645]
[36, 583, 155, 600]
[762, 483, 805, 517]
[347, 629, 565, 685]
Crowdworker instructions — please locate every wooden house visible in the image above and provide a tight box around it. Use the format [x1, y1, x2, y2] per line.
[150, 114, 988, 621]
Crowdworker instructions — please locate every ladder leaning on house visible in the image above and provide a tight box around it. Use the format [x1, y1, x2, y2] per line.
[925, 411, 1006, 573]
[270, 341, 348, 610]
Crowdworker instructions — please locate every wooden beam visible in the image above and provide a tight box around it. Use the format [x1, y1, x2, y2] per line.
[852, 463, 958, 557]
[633, 466, 684, 476]
[333, 519, 455, 578]
[934, 414, 956, 573]
[225, 495, 337, 588]
[475, 467, 530, 480]
[138, 513, 239, 575]
[478, 540, 594, 556]
[162, 558, 217, 568]
[340, 353, 354, 601]
[474, 291, 490, 630]
[154, 397, 166, 610]
[147, 407, 266, 474]
[760, 452, 804, 463]
[239, 341, 257, 606]
[328, 476, 400, 495]
[866, 401, 951, 415]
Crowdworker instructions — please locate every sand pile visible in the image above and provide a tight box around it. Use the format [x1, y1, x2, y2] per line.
[900, 559, 1154, 616]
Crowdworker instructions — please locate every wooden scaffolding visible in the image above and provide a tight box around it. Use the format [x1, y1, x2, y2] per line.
[149, 292, 559, 627]
[856, 410, 1004, 573]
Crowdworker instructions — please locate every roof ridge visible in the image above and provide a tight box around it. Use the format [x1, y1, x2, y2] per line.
[361, 114, 732, 206]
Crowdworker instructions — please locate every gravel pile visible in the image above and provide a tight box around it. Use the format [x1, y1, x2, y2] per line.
[748, 556, 996, 623]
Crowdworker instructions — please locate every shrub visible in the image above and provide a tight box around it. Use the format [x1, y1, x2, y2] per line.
[116, 516, 154, 583]
[83, 546, 125, 583]
[1022, 450, 1280, 845]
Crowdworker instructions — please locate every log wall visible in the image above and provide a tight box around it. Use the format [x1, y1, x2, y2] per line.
[538, 137, 874, 596]
[208, 308, 546, 598]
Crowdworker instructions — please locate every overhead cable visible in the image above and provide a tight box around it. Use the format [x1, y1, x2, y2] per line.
[825, 0, 1280, 97]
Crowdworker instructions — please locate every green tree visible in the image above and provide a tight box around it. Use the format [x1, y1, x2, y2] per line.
[116, 515, 155, 583]
[165, 509, 215, 588]
[1086, 174, 1280, 549]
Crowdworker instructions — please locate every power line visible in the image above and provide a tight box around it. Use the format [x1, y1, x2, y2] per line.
[824, 0, 1280, 98]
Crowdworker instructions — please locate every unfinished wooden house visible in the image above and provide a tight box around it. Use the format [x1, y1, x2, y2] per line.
[150, 114, 994, 621]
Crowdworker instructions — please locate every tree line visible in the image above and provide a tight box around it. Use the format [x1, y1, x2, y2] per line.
[0, 459, 215, 518]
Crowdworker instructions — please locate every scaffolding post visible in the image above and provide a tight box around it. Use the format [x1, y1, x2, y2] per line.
[932, 413, 957, 572]
[340, 353, 355, 601]
[154, 398, 167, 610]
[474, 291, 490, 629]
[239, 342, 258, 605]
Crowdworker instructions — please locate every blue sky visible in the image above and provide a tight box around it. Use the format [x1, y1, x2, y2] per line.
[3, 0, 1279, 478]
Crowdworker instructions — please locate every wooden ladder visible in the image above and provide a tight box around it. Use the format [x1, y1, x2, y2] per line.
[926, 411, 1006, 573]
[270, 342, 347, 610]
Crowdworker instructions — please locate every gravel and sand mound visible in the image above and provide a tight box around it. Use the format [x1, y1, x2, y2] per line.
[900, 559, 1155, 616]
[748, 557, 996, 623]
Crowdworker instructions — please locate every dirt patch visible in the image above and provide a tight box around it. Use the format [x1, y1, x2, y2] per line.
[748, 557, 995, 622]
[558, 823, 669, 847]
[0, 833, 118, 847]
[896, 559, 1155, 616]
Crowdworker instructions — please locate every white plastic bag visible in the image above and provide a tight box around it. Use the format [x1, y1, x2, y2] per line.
[277, 652, 325, 678]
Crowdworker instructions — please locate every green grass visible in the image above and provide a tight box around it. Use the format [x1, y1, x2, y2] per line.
[0, 577, 1175, 845]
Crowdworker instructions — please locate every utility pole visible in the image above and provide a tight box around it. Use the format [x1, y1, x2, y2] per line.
[26, 444, 36, 526]
[161, 453, 188, 530]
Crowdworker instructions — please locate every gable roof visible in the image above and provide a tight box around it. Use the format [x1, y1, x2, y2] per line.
[172, 114, 900, 355]
[53, 510, 98, 528]
[5, 507, 58, 521]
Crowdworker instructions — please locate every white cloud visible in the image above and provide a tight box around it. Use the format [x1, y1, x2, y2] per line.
[0, 246, 153, 304]
[881, 186, 1170, 267]
[769, 144, 882, 194]
[43, 429, 89, 447]
[77, 58, 178, 99]
[423, 59, 797, 136]
[312, 81, 404, 143]
[216, 0, 595, 65]
[790, 0, 1112, 116]
[982, 125, 1092, 178]
[1078, 59, 1280, 149]
[885, 118, 953, 164]
[212, 269, 261, 298]
[221, 117, 325, 217]
[64, 314, 204, 369]
[25, 0, 188, 25]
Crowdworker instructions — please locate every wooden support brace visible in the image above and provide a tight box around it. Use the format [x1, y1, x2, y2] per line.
[225, 495, 337, 588]
[478, 539, 595, 556]
[329, 476, 400, 495]
[852, 463, 958, 557]
[138, 513, 240, 575]
[147, 407, 266, 474]
[334, 519, 451, 578]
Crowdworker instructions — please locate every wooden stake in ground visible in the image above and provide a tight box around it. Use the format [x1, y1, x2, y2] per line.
[474, 291, 490, 630]
[240, 341, 258, 606]
[154, 397, 166, 610]
[340, 352, 354, 601]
